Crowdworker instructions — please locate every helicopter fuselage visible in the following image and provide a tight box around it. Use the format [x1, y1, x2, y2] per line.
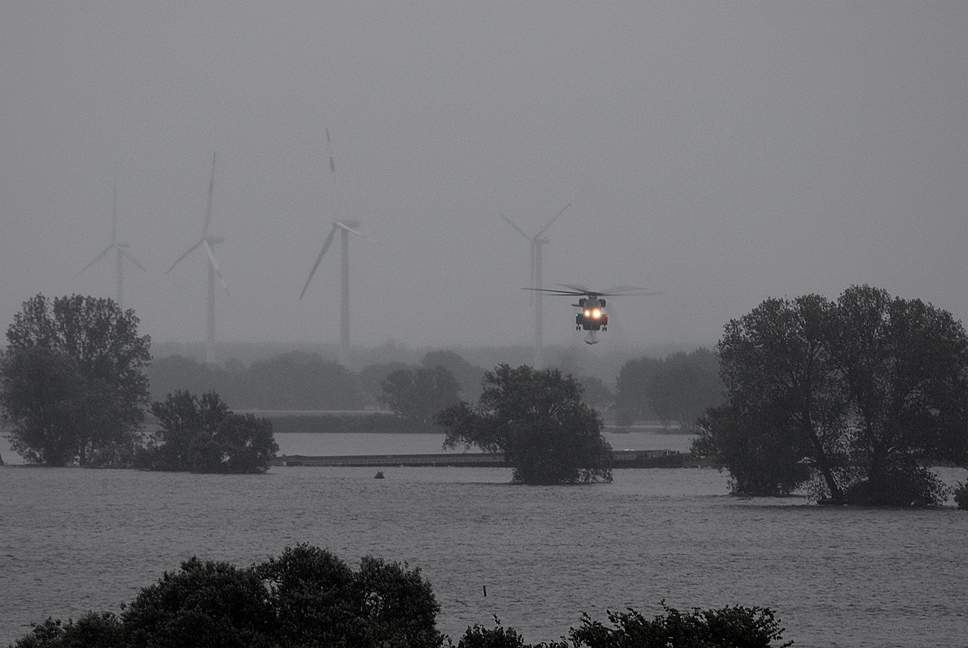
[575, 296, 607, 331]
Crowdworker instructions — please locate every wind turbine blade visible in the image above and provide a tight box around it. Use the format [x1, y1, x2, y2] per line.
[529, 243, 536, 290]
[111, 180, 118, 244]
[203, 151, 217, 234]
[335, 221, 376, 242]
[167, 239, 203, 273]
[326, 128, 336, 173]
[76, 245, 114, 276]
[534, 201, 571, 238]
[121, 249, 148, 273]
[299, 225, 337, 300]
[203, 240, 229, 295]
[500, 213, 530, 239]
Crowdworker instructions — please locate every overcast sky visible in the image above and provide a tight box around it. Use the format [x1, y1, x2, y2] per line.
[2, 1, 965, 356]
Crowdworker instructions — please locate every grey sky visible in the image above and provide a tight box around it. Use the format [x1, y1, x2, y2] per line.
[2, 1, 965, 354]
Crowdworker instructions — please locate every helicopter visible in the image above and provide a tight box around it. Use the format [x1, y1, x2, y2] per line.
[526, 284, 659, 344]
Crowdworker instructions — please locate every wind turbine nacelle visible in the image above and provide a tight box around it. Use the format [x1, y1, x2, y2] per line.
[337, 220, 361, 229]
[205, 235, 225, 245]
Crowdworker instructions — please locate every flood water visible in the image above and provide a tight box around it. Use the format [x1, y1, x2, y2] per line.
[1, 432, 966, 647]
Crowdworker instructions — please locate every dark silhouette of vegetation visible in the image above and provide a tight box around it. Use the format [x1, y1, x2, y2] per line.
[148, 352, 362, 411]
[614, 349, 722, 429]
[614, 356, 663, 425]
[954, 482, 968, 510]
[380, 364, 463, 429]
[436, 364, 612, 484]
[696, 286, 968, 505]
[0, 294, 151, 466]
[421, 350, 487, 403]
[454, 604, 791, 648]
[10, 545, 792, 648]
[138, 390, 277, 473]
[11, 545, 443, 648]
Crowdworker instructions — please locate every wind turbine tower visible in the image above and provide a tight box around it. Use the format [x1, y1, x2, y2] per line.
[299, 130, 373, 363]
[76, 180, 146, 309]
[501, 202, 571, 367]
[299, 219, 372, 361]
[168, 152, 229, 365]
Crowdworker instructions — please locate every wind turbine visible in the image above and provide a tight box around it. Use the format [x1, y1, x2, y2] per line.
[76, 180, 146, 309]
[168, 152, 228, 365]
[299, 219, 372, 360]
[500, 202, 571, 366]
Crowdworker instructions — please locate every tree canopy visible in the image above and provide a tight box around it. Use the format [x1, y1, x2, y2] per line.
[615, 350, 722, 429]
[13, 544, 444, 648]
[380, 364, 463, 429]
[435, 364, 613, 484]
[0, 294, 151, 466]
[696, 286, 968, 505]
[138, 390, 278, 473]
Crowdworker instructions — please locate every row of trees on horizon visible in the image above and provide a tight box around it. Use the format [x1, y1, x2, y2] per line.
[3, 288, 967, 508]
[147, 347, 721, 428]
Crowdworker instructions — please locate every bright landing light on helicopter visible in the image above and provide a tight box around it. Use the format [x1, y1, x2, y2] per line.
[584, 308, 602, 319]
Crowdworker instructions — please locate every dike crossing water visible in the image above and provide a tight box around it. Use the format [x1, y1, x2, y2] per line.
[270, 449, 695, 469]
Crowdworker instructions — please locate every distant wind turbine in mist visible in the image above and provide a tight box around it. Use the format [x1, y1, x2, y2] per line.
[500, 202, 571, 367]
[76, 180, 146, 310]
[167, 152, 229, 365]
[299, 129, 374, 361]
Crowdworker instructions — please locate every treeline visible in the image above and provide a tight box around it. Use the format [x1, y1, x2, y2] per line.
[149, 348, 723, 428]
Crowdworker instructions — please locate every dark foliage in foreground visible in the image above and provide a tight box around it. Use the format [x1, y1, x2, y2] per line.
[454, 604, 790, 648]
[11, 545, 444, 648]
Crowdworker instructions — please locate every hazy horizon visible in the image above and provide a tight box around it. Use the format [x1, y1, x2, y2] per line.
[3, 1, 965, 355]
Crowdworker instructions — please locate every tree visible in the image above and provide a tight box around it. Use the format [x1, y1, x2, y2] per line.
[436, 364, 613, 484]
[140, 390, 277, 473]
[241, 352, 362, 410]
[380, 364, 463, 429]
[644, 348, 723, 432]
[0, 294, 151, 466]
[700, 286, 968, 505]
[567, 603, 791, 648]
[421, 350, 486, 402]
[826, 285, 968, 504]
[614, 356, 663, 425]
[13, 545, 444, 648]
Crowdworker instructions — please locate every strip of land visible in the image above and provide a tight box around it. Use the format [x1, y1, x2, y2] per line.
[271, 449, 699, 469]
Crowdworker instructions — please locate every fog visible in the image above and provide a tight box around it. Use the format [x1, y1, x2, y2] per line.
[2, 1, 965, 358]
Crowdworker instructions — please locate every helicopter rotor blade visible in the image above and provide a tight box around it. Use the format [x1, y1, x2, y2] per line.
[558, 283, 590, 294]
[299, 225, 337, 300]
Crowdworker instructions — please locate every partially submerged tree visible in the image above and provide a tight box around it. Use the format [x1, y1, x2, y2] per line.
[698, 286, 968, 505]
[0, 294, 151, 466]
[436, 364, 613, 484]
[139, 390, 277, 473]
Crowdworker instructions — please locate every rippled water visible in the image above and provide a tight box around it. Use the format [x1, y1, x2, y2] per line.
[1, 434, 966, 647]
